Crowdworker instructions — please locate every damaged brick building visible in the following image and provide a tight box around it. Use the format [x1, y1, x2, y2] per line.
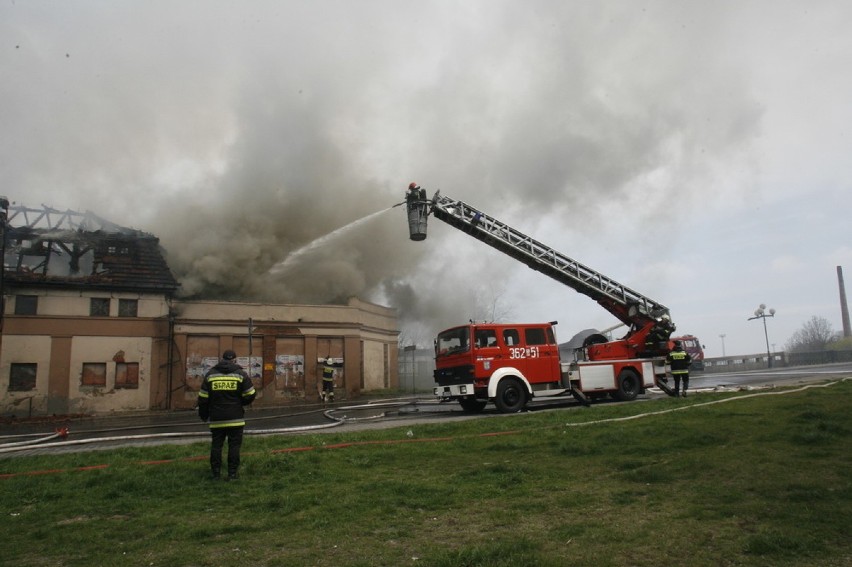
[0, 203, 399, 418]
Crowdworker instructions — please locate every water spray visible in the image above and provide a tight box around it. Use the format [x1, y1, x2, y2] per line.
[269, 206, 396, 276]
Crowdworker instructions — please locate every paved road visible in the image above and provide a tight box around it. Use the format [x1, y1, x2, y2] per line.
[691, 362, 852, 390]
[2, 362, 849, 457]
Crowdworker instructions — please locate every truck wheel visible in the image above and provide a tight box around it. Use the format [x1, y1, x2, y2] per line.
[494, 378, 527, 413]
[613, 369, 640, 401]
[459, 398, 487, 413]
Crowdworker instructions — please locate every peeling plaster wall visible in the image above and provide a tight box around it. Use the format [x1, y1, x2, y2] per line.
[0, 335, 52, 417]
[67, 336, 153, 414]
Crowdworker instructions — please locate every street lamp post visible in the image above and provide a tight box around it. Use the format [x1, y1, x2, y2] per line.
[748, 304, 775, 368]
[719, 333, 726, 357]
[0, 196, 8, 334]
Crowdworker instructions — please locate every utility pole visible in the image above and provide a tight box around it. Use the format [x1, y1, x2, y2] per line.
[748, 304, 775, 368]
[839, 266, 851, 338]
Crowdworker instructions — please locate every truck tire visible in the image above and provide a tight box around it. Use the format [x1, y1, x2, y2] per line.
[613, 369, 640, 401]
[459, 398, 487, 413]
[494, 377, 527, 413]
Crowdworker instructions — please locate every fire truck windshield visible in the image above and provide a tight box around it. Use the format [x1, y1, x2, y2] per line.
[435, 327, 470, 357]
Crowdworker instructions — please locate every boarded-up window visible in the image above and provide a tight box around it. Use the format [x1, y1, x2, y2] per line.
[276, 338, 305, 396]
[82, 363, 107, 387]
[15, 295, 38, 315]
[9, 363, 37, 391]
[185, 335, 220, 392]
[232, 336, 264, 381]
[115, 362, 139, 389]
[118, 299, 138, 317]
[90, 298, 110, 316]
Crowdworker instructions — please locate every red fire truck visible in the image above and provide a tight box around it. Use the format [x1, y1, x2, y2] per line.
[405, 186, 679, 412]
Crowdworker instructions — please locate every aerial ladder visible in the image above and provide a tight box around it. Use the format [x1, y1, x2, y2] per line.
[405, 184, 677, 397]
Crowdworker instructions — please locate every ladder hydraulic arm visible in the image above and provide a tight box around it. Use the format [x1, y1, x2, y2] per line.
[404, 186, 675, 357]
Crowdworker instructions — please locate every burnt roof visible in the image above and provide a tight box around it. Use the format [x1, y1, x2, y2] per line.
[4, 204, 179, 294]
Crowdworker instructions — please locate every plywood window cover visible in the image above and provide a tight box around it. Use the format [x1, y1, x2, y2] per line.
[115, 362, 139, 389]
[82, 362, 107, 387]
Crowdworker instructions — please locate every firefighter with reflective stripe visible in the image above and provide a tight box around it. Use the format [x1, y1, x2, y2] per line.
[666, 340, 693, 397]
[198, 349, 256, 480]
[321, 358, 335, 403]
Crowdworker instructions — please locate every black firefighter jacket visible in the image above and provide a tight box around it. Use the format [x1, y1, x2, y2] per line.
[198, 360, 257, 428]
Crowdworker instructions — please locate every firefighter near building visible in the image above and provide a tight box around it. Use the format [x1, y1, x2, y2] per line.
[405, 184, 684, 413]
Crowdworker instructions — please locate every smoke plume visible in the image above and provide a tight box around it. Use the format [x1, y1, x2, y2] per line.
[2, 1, 773, 343]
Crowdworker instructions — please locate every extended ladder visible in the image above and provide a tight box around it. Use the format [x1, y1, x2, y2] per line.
[428, 191, 669, 325]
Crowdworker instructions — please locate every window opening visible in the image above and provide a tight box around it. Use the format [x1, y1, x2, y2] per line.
[15, 295, 38, 315]
[118, 299, 138, 317]
[9, 363, 37, 391]
[503, 328, 520, 347]
[524, 327, 548, 346]
[90, 298, 110, 316]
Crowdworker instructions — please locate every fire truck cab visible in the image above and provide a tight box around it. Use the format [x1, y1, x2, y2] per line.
[434, 322, 668, 413]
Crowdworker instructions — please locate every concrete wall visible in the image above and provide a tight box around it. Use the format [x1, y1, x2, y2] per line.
[165, 298, 399, 410]
[2, 286, 172, 417]
[66, 336, 153, 414]
[0, 335, 52, 417]
[2, 289, 399, 417]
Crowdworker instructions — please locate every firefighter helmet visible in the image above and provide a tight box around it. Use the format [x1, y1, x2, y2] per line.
[673, 340, 683, 348]
[408, 182, 418, 190]
[326, 358, 333, 365]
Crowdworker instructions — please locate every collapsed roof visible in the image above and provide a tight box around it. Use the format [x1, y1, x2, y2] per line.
[3, 204, 179, 294]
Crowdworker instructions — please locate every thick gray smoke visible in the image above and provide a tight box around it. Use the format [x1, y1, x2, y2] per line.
[2, 2, 771, 343]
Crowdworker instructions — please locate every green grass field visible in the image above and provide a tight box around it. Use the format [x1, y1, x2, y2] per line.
[2, 380, 850, 567]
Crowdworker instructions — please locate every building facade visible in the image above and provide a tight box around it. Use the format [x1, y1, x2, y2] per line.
[0, 204, 399, 418]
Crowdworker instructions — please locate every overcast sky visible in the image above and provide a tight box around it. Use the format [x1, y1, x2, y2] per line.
[3, 1, 851, 356]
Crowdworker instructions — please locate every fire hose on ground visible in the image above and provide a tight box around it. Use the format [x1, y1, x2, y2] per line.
[0, 399, 429, 455]
[1, 381, 848, 456]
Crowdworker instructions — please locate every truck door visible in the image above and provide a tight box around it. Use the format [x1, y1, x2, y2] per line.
[523, 326, 560, 384]
[473, 327, 502, 379]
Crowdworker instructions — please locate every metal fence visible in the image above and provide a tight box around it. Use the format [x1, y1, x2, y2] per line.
[703, 349, 852, 373]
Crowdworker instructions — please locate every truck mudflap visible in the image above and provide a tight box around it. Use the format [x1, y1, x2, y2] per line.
[655, 376, 677, 397]
[570, 387, 591, 407]
[434, 383, 475, 400]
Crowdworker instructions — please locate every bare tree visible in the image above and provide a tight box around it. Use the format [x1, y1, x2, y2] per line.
[470, 283, 515, 323]
[784, 316, 840, 352]
[397, 326, 428, 350]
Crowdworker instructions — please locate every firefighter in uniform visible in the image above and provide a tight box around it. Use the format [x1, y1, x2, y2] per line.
[198, 350, 256, 480]
[407, 182, 426, 202]
[666, 340, 693, 397]
[321, 358, 336, 403]
[644, 314, 676, 356]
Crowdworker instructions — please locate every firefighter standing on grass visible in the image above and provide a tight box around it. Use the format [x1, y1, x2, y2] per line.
[321, 358, 336, 402]
[666, 340, 693, 397]
[198, 350, 256, 480]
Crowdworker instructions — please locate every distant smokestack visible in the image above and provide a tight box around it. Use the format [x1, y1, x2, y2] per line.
[839, 266, 851, 338]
